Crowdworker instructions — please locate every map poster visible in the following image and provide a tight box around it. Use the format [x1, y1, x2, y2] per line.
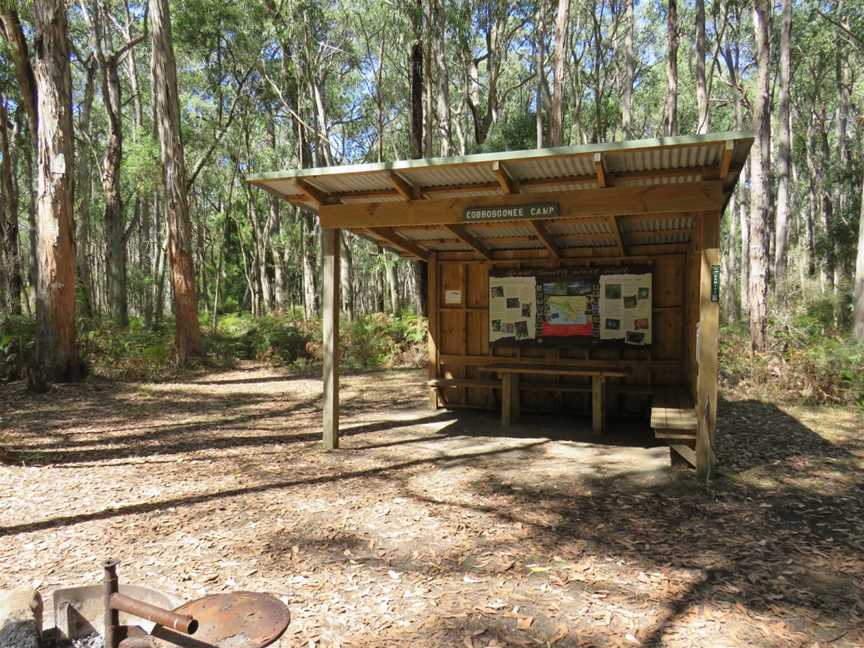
[540, 278, 593, 337]
[489, 276, 537, 343]
[598, 273, 652, 345]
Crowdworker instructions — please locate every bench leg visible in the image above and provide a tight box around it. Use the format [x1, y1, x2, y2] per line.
[592, 375, 605, 435]
[511, 373, 520, 422]
[502, 373, 512, 427]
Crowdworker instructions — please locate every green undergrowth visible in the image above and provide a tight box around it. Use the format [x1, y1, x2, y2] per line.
[0, 312, 428, 383]
[721, 298, 864, 408]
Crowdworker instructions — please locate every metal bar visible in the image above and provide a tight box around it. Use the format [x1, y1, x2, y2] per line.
[111, 593, 198, 635]
[104, 561, 120, 648]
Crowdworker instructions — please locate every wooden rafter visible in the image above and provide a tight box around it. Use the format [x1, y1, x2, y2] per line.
[368, 227, 430, 260]
[444, 224, 492, 260]
[388, 171, 417, 201]
[492, 160, 518, 194]
[277, 165, 715, 207]
[296, 178, 332, 208]
[594, 152, 608, 188]
[319, 182, 723, 229]
[413, 228, 694, 248]
[607, 215, 625, 255]
[718, 140, 734, 181]
[528, 220, 561, 259]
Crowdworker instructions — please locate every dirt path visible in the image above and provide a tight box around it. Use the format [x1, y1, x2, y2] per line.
[1, 364, 862, 647]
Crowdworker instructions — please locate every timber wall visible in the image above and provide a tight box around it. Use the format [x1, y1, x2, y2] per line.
[430, 251, 694, 418]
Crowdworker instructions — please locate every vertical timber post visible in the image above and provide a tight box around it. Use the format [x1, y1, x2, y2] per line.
[322, 228, 341, 450]
[696, 211, 719, 477]
[427, 252, 439, 410]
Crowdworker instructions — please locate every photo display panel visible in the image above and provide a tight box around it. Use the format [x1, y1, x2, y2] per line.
[489, 267, 652, 348]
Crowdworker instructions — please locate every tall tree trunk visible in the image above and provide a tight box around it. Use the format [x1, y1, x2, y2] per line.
[853, 178, 864, 340]
[410, 42, 423, 159]
[75, 58, 96, 319]
[694, 0, 708, 134]
[32, 0, 80, 384]
[547, 0, 570, 146]
[663, 0, 679, 136]
[622, 0, 635, 138]
[431, 0, 450, 156]
[302, 211, 318, 319]
[749, 0, 770, 352]
[0, 97, 22, 315]
[148, 0, 201, 362]
[98, 51, 128, 327]
[773, 0, 792, 293]
[386, 254, 400, 315]
[341, 233, 354, 321]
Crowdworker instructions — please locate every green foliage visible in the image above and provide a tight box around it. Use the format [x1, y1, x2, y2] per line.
[720, 296, 864, 407]
[0, 316, 35, 382]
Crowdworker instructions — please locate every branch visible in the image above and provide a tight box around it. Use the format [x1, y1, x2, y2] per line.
[816, 9, 864, 52]
[186, 66, 254, 190]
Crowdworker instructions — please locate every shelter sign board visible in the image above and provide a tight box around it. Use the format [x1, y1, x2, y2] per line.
[464, 203, 559, 222]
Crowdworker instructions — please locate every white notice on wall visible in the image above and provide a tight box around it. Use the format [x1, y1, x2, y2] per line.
[445, 289, 462, 304]
[598, 273, 652, 345]
[489, 276, 537, 343]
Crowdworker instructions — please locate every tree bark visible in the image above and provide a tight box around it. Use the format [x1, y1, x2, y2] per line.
[663, 0, 679, 136]
[0, 96, 22, 316]
[0, 8, 38, 143]
[622, 0, 635, 138]
[148, 0, 201, 362]
[854, 178, 864, 340]
[386, 253, 400, 315]
[94, 7, 131, 327]
[32, 0, 81, 384]
[694, 0, 708, 134]
[773, 0, 792, 292]
[431, 0, 450, 155]
[663, 0, 678, 135]
[75, 57, 96, 319]
[748, 0, 770, 352]
[410, 42, 423, 159]
[546, 0, 570, 147]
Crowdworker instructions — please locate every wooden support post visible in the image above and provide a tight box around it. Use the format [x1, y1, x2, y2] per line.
[696, 212, 719, 477]
[427, 253, 439, 410]
[322, 228, 341, 450]
[592, 375, 605, 434]
[501, 373, 513, 427]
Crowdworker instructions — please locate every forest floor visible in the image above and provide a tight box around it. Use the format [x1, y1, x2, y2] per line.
[0, 363, 863, 648]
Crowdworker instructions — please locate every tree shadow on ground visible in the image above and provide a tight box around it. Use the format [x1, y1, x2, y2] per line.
[380, 397, 864, 646]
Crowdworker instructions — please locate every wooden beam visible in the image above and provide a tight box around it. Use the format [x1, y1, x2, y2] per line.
[368, 227, 430, 260]
[427, 252, 439, 410]
[322, 228, 341, 450]
[388, 171, 417, 201]
[718, 140, 734, 181]
[319, 181, 724, 229]
[594, 152, 607, 188]
[528, 220, 561, 259]
[296, 178, 332, 208]
[492, 160, 518, 194]
[607, 215, 625, 255]
[695, 211, 720, 478]
[444, 224, 492, 260]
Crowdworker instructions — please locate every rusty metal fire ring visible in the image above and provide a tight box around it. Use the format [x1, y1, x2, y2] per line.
[152, 592, 289, 648]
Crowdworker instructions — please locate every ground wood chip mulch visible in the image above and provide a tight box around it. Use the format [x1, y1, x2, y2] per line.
[1, 363, 862, 647]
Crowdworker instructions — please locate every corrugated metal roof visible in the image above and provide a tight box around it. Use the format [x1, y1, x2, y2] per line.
[248, 132, 751, 258]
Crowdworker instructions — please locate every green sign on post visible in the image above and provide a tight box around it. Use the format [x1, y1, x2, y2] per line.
[711, 265, 721, 303]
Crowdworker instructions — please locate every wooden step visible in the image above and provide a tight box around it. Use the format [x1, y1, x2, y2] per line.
[428, 378, 500, 389]
[654, 429, 697, 441]
[650, 387, 697, 431]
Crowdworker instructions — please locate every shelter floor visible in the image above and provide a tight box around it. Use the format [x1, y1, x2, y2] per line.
[0, 364, 862, 647]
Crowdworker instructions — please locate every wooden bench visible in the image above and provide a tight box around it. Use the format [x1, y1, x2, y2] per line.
[650, 387, 697, 466]
[480, 363, 629, 434]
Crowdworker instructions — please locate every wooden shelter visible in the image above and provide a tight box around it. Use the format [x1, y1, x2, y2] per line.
[248, 132, 754, 476]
